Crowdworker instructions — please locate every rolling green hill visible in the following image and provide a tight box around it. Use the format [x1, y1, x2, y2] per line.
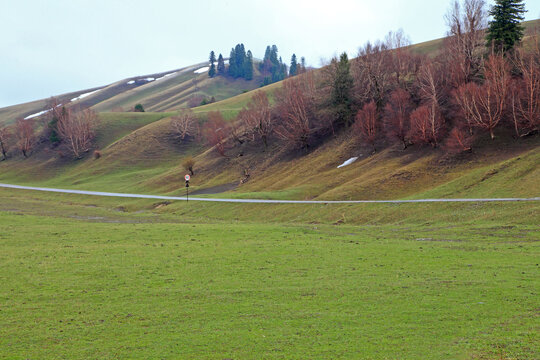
[0, 20, 539, 207]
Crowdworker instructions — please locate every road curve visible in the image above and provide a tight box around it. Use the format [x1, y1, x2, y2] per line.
[1, 183, 539, 204]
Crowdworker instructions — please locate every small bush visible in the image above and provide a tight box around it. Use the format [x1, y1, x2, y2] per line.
[182, 157, 195, 175]
[134, 104, 145, 112]
[93, 150, 102, 159]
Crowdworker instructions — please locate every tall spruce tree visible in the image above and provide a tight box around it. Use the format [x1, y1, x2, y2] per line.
[486, 0, 527, 52]
[217, 54, 225, 75]
[289, 54, 298, 77]
[331, 52, 354, 126]
[228, 47, 237, 77]
[245, 50, 254, 80]
[208, 63, 216, 77]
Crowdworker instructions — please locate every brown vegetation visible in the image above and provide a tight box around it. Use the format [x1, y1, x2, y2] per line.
[57, 108, 99, 159]
[203, 111, 230, 156]
[0, 127, 11, 160]
[15, 119, 36, 158]
[171, 109, 199, 141]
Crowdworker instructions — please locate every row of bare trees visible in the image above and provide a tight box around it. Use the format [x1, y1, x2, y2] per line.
[191, 7, 537, 158]
[0, 98, 99, 160]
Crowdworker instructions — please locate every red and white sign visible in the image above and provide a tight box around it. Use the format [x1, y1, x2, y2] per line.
[184, 174, 191, 181]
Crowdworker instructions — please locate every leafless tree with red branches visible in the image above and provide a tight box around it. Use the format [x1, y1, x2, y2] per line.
[273, 77, 318, 149]
[203, 111, 230, 156]
[444, 0, 487, 86]
[454, 53, 510, 139]
[384, 88, 413, 149]
[511, 48, 540, 135]
[353, 101, 379, 152]
[353, 41, 393, 107]
[15, 118, 36, 158]
[444, 126, 474, 153]
[408, 105, 445, 147]
[238, 91, 273, 148]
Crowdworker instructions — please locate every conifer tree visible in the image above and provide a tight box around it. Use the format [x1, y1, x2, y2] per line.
[331, 52, 354, 126]
[289, 54, 298, 77]
[208, 63, 216, 77]
[209, 51, 216, 64]
[217, 54, 225, 75]
[300, 56, 306, 74]
[245, 50, 254, 80]
[486, 0, 527, 52]
[228, 47, 237, 77]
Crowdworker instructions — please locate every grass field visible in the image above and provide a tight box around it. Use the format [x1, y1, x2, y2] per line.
[0, 188, 539, 359]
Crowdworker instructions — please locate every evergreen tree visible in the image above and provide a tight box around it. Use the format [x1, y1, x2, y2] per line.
[300, 57, 306, 74]
[228, 47, 237, 77]
[486, 0, 527, 52]
[209, 51, 216, 64]
[289, 54, 298, 77]
[234, 44, 246, 78]
[331, 52, 354, 126]
[208, 63, 216, 77]
[217, 54, 226, 75]
[245, 50, 254, 80]
[278, 57, 287, 81]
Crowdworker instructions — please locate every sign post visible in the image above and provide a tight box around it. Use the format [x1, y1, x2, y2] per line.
[184, 174, 190, 202]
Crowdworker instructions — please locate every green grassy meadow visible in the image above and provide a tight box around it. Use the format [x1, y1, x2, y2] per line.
[0, 188, 539, 359]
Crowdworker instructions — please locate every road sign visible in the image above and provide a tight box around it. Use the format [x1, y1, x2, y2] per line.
[184, 174, 191, 181]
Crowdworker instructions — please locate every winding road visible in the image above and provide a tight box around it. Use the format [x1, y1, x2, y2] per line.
[1, 183, 539, 204]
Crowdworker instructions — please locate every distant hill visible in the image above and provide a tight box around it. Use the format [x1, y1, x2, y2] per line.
[0, 61, 266, 126]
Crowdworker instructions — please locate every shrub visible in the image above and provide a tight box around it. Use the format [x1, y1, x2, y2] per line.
[134, 104, 145, 112]
[182, 156, 195, 175]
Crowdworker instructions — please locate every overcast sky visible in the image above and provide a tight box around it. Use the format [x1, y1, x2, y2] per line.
[1, 0, 539, 108]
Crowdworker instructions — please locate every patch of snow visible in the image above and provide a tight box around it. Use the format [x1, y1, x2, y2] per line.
[127, 80, 135, 85]
[337, 157, 359, 168]
[155, 72, 177, 81]
[24, 109, 50, 120]
[71, 89, 101, 102]
[144, 77, 155, 82]
[194, 66, 209, 74]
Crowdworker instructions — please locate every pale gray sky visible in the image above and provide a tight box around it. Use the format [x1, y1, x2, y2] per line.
[1, 0, 539, 107]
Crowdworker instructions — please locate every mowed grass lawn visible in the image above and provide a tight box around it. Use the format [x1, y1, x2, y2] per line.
[0, 209, 538, 359]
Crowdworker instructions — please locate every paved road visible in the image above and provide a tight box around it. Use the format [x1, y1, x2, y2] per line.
[1, 183, 539, 204]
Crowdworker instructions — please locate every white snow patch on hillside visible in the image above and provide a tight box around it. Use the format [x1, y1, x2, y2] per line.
[24, 109, 50, 119]
[71, 89, 101, 102]
[127, 80, 135, 85]
[337, 157, 359, 168]
[155, 72, 177, 81]
[194, 66, 209, 74]
[143, 77, 155, 82]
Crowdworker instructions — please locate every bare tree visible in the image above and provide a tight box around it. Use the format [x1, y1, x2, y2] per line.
[15, 119, 36, 158]
[203, 111, 230, 156]
[171, 109, 198, 141]
[57, 108, 98, 158]
[353, 101, 378, 153]
[444, 126, 474, 153]
[0, 127, 11, 160]
[454, 53, 510, 139]
[353, 41, 392, 107]
[408, 105, 445, 147]
[273, 77, 317, 150]
[385, 29, 417, 87]
[238, 91, 273, 148]
[511, 47, 540, 134]
[384, 88, 413, 149]
[444, 0, 487, 85]
[415, 60, 447, 146]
